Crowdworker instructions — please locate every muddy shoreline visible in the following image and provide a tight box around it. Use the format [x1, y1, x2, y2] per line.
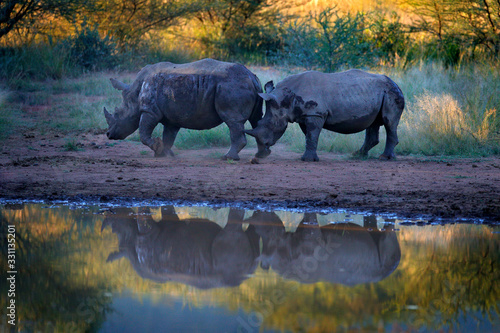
[1, 134, 499, 223]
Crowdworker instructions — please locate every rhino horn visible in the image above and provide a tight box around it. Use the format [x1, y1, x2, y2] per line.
[110, 78, 130, 91]
[258, 92, 276, 102]
[244, 129, 258, 138]
[103, 107, 114, 126]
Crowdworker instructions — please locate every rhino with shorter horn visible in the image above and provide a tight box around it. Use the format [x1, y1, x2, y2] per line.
[245, 69, 405, 161]
[104, 58, 270, 160]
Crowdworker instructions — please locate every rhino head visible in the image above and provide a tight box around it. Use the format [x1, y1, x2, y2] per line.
[103, 78, 141, 140]
[245, 81, 289, 150]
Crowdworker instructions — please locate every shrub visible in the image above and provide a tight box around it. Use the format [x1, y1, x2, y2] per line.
[274, 7, 375, 71]
[0, 44, 71, 85]
[63, 21, 117, 71]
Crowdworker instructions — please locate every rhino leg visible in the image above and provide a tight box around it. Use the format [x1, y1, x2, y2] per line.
[301, 116, 324, 162]
[379, 125, 399, 160]
[161, 123, 180, 157]
[139, 112, 164, 157]
[355, 123, 380, 157]
[223, 122, 246, 161]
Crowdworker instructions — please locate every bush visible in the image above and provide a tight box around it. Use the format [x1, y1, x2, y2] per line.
[63, 21, 117, 71]
[0, 44, 71, 85]
[272, 7, 411, 71]
[273, 7, 375, 71]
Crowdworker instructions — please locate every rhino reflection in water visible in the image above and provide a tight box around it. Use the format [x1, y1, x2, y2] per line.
[102, 207, 260, 289]
[249, 211, 401, 285]
[103, 208, 401, 288]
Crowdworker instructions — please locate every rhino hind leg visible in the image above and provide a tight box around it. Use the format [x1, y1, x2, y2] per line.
[355, 123, 380, 157]
[223, 122, 247, 161]
[379, 125, 399, 160]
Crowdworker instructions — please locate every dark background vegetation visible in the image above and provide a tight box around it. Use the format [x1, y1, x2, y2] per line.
[1, 0, 499, 80]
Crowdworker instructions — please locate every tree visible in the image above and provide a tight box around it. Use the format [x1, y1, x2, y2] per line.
[0, 0, 97, 40]
[95, 0, 203, 47]
[402, 0, 500, 60]
[193, 0, 288, 58]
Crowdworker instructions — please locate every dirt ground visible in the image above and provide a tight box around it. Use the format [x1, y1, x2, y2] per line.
[1, 132, 499, 222]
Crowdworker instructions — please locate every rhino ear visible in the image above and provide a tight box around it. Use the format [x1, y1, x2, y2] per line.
[110, 78, 130, 91]
[103, 107, 114, 126]
[264, 80, 275, 93]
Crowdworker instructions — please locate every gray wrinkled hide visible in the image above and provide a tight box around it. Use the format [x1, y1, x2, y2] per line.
[104, 58, 267, 160]
[246, 69, 405, 161]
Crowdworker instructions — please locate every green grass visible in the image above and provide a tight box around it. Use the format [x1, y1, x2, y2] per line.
[62, 138, 84, 151]
[0, 88, 16, 140]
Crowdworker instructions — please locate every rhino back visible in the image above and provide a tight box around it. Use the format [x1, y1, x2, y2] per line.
[139, 61, 260, 130]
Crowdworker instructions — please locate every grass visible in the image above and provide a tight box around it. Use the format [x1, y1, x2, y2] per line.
[0, 60, 498, 157]
[63, 138, 84, 151]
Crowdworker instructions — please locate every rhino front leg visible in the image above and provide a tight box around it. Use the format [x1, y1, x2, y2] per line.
[224, 122, 247, 161]
[301, 116, 324, 162]
[161, 123, 180, 157]
[139, 112, 164, 157]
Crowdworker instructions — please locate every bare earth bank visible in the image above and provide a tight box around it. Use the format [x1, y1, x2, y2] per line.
[1, 133, 499, 222]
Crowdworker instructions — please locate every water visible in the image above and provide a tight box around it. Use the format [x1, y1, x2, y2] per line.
[0, 202, 498, 333]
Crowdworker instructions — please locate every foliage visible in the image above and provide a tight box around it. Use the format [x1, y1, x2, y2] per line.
[0, 0, 98, 40]
[193, 0, 286, 60]
[94, 0, 203, 48]
[273, 7, 410, 71]
[63, 21, 117, 71]
[368, 11, 410, 62]
[273, 7, 370, 71]
[0, 43, 71, 84]
[402, 0, 500, 64]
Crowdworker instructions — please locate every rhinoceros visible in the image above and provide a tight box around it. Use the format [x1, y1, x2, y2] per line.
[103, 207, 260, 289]
[104, 58, 269, 160]
[248, 212, 401, 285]
[245, 69, 405, 161]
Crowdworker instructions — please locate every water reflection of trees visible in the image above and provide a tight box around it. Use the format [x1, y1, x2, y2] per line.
[0, 204, 111, 332]
[0, 203, 498, 332]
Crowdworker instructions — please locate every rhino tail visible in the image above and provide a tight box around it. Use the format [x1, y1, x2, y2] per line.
[249, 74, 264, 129]
[386, 77, 405, 113]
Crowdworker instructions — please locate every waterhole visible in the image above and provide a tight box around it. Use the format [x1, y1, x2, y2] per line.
[0, 202, 498, 332]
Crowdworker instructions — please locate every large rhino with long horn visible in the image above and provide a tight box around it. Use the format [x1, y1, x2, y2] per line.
[104, 58, 269, 160]
[245, 69, 405, 161]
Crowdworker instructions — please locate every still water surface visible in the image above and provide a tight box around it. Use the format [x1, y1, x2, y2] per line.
[0, 202, 498, 332]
